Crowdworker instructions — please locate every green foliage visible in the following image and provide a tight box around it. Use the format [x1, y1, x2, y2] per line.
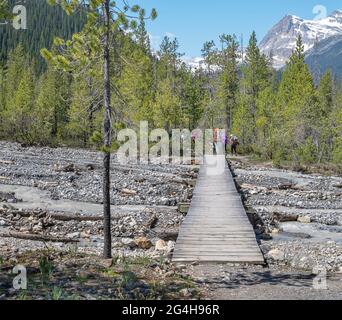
[33, 67, 70, 144]
[296, 137, 317, 164]
[51, 286, 64, 300]
[0, 13, 340, 170]
[39, 255, 53, 282]
[332, 101, 342, 164]
[230, 34, 340, 168]
[234, 31, 272, 148]
[217, 34, 239, 131]
[0, 0, 11, 20]
[2, 63, 35, 143]
[272, 36, 319, 163]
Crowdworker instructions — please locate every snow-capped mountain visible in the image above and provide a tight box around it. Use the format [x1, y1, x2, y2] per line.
[305, 34, 342, 80]
[181, 56, 205, 70]
[260, 10, 342, 69]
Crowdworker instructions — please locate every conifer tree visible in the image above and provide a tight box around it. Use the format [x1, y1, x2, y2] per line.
[332, 95, 342, 164]
[218, 34, 239, 132]
[4, 64, 35, 143]
[180, 67, 205, 130]
[233, 31, 270, 148]
[276, 35, 317, 164]
[33, 67, 70, 144]
[43, 0, 157, 259]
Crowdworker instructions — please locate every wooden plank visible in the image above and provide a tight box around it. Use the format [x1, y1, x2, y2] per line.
[173, 157, 264, 264]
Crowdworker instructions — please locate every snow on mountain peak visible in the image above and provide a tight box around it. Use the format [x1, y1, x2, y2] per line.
[260, 10, 342, 69]
[330, 9, 342, 17]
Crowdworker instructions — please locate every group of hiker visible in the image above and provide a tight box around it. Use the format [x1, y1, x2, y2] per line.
[213, 128, 239, 155]
[186, 128, 240, 156]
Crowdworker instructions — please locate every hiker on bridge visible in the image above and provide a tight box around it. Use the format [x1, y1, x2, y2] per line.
[230, 134, 240, 155]
[221, 130, 228, 153]
[213, 128, 219, 155]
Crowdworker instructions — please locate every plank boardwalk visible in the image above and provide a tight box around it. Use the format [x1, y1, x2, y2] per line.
[173, 156, 264, 264]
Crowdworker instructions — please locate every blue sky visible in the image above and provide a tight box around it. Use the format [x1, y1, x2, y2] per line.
[135, 0, 342, 58]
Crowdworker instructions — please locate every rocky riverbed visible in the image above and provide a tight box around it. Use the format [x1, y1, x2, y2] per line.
[230, 157, 342, 273]
[1, 142, 341, 300]
[0, 141, 195, 206]
[0, 141, 198, 255]
[0, 142, 199, 300]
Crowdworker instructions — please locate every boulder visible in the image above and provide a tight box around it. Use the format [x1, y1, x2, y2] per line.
[135, 237, 153, 250]
[0, 220, 8, 227]
[290, 255, 316, 271]
[155, 239, 168, 251]
[121, 238, 137, 249]
[267, 249, 285, 261]
[179, 288, 192, 298]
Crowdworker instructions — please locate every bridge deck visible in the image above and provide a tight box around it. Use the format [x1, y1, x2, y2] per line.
[173, 156, 264, 264]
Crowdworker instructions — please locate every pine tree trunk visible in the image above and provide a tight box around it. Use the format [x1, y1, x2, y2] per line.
[103, 0, 112, 259]
[226, 104, 231, 133]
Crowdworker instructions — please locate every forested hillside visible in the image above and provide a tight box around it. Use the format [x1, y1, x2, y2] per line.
[0, 1, 341, 170]
[0, 0, 86, 72]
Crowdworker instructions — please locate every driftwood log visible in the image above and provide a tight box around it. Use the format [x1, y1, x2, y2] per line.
[0, 231, 79, 243]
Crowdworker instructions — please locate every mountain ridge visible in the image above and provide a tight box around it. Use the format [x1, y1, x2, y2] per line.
[260, 10, 342, 69]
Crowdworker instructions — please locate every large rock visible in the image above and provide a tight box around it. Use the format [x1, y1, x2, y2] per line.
[155, 240, 167, 251]
[298, 216, 311, 224]
[267, 249, 285, 261]
[121, 238, 137, 249]
[135, 237, 153, 250]
[179, 288, 192, 298]
[0, 220, 9, 227]
[290, 255, 316, 271]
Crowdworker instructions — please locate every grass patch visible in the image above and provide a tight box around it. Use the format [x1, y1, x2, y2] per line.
[0, 250, 201, 300]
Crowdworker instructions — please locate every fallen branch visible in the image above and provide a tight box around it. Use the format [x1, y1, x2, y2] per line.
[0, 160, 14, 165]
[272, 212, 299, 223]
[11, 210, 136, 222]
[48, 213, 102, 222]
[121, 188, 137, 196]
[0, 231, 79, 243]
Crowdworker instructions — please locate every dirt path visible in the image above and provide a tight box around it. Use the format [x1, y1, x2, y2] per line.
[189, 264, 342, 300]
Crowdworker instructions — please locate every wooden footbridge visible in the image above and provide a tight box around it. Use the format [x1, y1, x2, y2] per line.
[173, 156, 264, 264]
